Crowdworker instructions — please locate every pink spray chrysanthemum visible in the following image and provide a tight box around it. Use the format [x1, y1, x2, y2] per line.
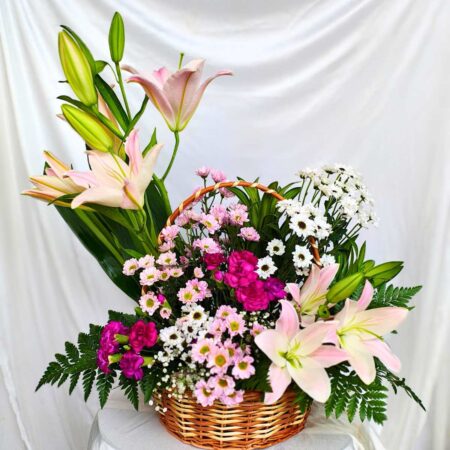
[193, 237, 222, 254]
[191, 338, 216, 363]
[207, 346, 231, 375]
[194, 267, 204, 278]
[139, 267, 161, 286]
[220, 389, 244, 406]
[177, 286, 201, 304]
[195, 166, 211, 178]
[209, 375, 236, 396]
[123, 258, 139, 276]
[225, 313, 246, 337]
[238, 227, 260, 242]
[139, 292, 160, 315]
[232, 355, 255, 379]
[194, 379, 218, 407]
[138, 255, 155, 269]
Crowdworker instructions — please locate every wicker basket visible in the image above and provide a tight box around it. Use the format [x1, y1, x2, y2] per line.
[155, 390, 309, 450]
[154, 180, 320, 449]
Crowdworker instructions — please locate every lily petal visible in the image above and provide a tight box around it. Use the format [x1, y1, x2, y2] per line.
[72, 187, 123, 208]
[264, 364, 291, 404]
[296, 321, 339, 356]
[356, 280, 374, 311]
[309, 345, 348, 368]
[288, 358, 331, 403]
[342, 334, 376, 384]
[65, 170, 98, 189]
[179, 69, 233, 130]
[136, 144, 163, 193]
[286, 283, 301, 304]
[364, 339, 401, 373]
[355, 307, 408, 336]
[275, 300, 299, 340]
[125, 129, 143, 177]
[254, 329, 288, 367]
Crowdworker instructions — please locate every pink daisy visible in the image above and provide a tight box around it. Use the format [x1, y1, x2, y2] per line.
[220, 389, 244, 406]
[123, 258, 139, 276]
[157, 251, 177, 266]
[193, 238, 222, 254]
[238, 227, 260, 242]
[160, 225, 180, 241]
[201, 214, 220, 234]
[250, 322, 266, 337]
[139, 292, 159, 316]
[191, 338, 216, 363]
[177, 287, 200, 304]
[170, 267, 184, 278]
[209, 375, 235, 396]
[159, 307, 172, 319]
[232, 356, 255, 380]
[138, 255, 155, 269]
[194, 379, 218, 407]
[225, 313, 246, 337]
[193, 267, 204, 278]
[207, 346, 231, 374]
[216, 305, 237, 320]
[139, 267, 161, 286]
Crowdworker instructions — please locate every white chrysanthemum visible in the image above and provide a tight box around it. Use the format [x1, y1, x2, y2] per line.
[292, 245, 313, 268]
[256, 256, 277, 279]
[296, 266, 310, 277]
[289, 213, 315, 238]
[341, 196, 358, 217]
[160, 326, 183, 347]
[188, 305, 209, 325]
[267, 239, 285, 256]
[314, 217, 332, 239]
[276, 199, 302, 216]
[320, 254, 336, 267]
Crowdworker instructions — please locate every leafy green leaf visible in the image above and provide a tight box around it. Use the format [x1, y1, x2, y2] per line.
[94, 75, 129, 130]
[370, 284, 422, 310]
[82, 369, 96, 401]
[56, 206, 140, 300]
[97, 370, 116, 408]
[140, 370, 157, 403]
[119, 374, 139, 410]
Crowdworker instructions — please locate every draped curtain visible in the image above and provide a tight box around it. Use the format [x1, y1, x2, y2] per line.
[1, 0, 449, 448]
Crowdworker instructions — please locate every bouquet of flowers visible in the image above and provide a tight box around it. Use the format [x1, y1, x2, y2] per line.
[26, 12, 424, 449]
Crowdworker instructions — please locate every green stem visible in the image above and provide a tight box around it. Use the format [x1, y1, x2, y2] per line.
[115, 62, 131, 117]
[162, 131, 180, 181]
[178, 52, 185, 69]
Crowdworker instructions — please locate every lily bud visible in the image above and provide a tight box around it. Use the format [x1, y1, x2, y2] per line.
[61, 104, 114, 152]
[109, 12, 125, 63]
[326, 272, 364, 304]
[58, 31, 97, 106]
[364, 261, 403, 287]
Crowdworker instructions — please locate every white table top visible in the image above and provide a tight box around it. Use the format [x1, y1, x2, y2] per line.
[88, 404, 383, 450]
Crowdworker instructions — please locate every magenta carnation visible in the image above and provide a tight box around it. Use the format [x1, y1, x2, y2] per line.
[235, 280, 271, 311]
[99, 321, 129, 355]
[96, 349, 111, 374]
[129, 320, 158, 352]
[203, 253, 226, 270]
[264, 277, 286, 301]
[119, 351, 144, 380]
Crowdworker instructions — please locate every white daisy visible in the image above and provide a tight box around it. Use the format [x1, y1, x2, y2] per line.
[160, 326, 183, 347]
[256, 256, 277, 279]
[320, 254, 336, 267]
[289, 213, 315, 238]
[292, 245, 313, 268]
[314, 217, 331, 239]
[296, 266, 310, 277]
[267, 239, 285, 256]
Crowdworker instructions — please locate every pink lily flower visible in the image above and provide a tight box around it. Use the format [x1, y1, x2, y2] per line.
[67, 130, 162, 210]
[286, 263, 339, 322]
[255, 300, 347, 404]
[22, 151, 85, 205]
[124, 59, 232, 132]
[333, 281, 408, 384]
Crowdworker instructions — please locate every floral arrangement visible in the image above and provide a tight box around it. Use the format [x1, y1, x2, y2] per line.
[27, 12, 424, 429]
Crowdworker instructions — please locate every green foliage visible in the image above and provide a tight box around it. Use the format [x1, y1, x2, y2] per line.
[140, 371, 158, 403]
[97, 370, 117, 408]
[108, 310, 139, 327]
[292, 385, 313, 414]
[36, 325, 102, 399]
[119, 374, 139, 410]
[370, 284, 422, 310]
[325, 364, 388, 424]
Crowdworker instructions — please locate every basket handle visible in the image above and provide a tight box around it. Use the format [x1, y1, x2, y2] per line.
[158, 180, 321, 266]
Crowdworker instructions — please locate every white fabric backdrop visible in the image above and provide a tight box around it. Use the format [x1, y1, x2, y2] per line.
[1, 0, 449, 449]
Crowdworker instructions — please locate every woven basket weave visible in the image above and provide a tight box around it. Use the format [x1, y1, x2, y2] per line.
[154, 180, 319, 449]
[155, 390, 309, 450]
